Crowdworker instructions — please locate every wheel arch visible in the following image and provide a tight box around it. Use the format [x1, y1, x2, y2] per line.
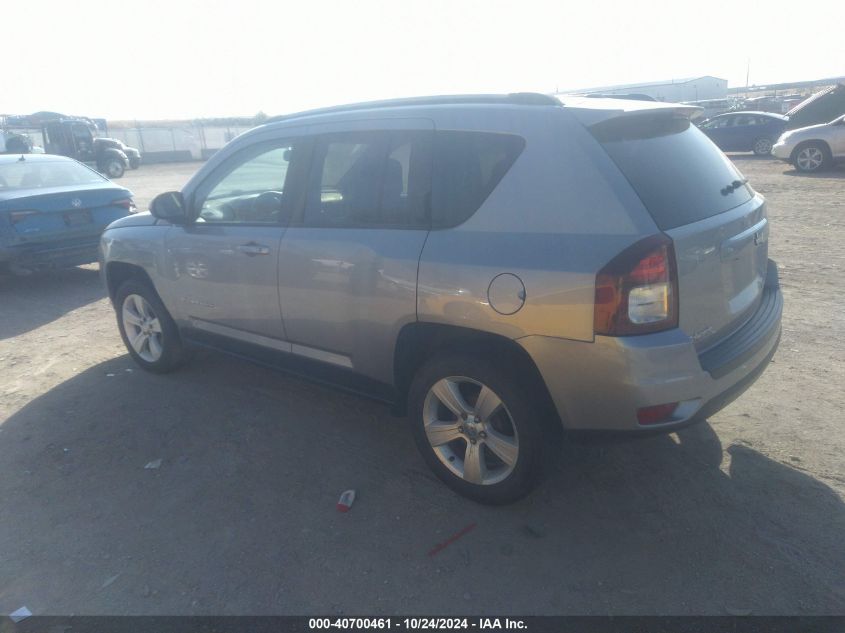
[392, 322, 561, 427]
[790, 138, 833, 163]
[105, 261, 156, 304]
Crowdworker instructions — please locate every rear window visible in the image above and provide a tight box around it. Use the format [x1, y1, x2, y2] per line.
[591, 114, 752, 230]
[0, 160, 105, 191]
[431, 131, 525, 228]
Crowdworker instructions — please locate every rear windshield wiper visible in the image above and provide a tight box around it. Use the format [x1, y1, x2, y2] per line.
[721, 178, 748, 195]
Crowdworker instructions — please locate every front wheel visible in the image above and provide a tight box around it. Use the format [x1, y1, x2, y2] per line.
[408, 353, 551, 504]
[129, 157, 141, 169]
[793, 142, 830, 172]
[752, 137, 773, 156]
[101, 157, 125, 179]
[115, 279, 187, 373]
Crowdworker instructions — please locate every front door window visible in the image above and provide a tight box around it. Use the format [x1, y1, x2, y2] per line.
[196, 144, 294, 224]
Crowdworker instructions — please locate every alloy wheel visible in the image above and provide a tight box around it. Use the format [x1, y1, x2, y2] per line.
[423, 376, 519, 485]
[796, 147, 824, 171]
[122, 294, 164, 362]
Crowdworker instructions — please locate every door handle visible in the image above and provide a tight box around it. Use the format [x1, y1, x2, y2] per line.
[237, 242, 271, 257]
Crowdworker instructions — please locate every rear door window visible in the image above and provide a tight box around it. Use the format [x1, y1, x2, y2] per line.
[430, 131, 525, 228]
[591, 114, 753, 230]
[303, 130, 431, 228]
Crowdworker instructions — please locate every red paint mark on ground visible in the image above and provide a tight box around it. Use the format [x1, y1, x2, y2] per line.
[428, 522, 477, 557]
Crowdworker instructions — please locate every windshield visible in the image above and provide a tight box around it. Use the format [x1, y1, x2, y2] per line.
[0, 160, 106, 191]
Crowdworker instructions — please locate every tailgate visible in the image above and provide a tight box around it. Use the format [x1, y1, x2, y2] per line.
[589, 109, 768, 350]
[667, 195, 769, 350]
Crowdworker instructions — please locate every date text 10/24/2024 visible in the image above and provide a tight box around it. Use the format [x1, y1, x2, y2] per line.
[308, 618, 527, 630]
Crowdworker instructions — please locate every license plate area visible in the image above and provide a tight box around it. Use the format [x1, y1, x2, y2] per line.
[64, 210, 92, 226]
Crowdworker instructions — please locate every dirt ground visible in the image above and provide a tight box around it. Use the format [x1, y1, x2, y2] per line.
[0, 158, 843, 616]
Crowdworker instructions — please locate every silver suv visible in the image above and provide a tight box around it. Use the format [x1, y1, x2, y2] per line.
[100, 94, 782, 504]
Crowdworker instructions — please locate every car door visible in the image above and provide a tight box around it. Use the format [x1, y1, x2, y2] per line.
[701, 115, 733, 150]
[164, 138, 307, 341]
[730, 114, 757, 151]
[731, 114, 765, 152]
[71, 123, 97, 163]
[277, 120, 433, 383]
[830, 116, 845, 157]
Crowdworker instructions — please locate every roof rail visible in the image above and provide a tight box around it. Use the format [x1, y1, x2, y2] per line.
[265, 93, 561, 124]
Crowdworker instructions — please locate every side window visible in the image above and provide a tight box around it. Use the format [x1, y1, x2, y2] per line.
[382, 131, 432, 227]
[734, 114, 758, 126]
[72, 124, 92, 143]
[303, 130, 431, 228]
[430, 131, 525, 228]
[195, 142, 295, 224]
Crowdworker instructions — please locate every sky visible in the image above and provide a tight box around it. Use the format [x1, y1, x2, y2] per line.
[4, 0, 843, 120]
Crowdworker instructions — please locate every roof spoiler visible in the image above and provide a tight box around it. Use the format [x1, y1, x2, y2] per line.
[563, 96, 703, 127]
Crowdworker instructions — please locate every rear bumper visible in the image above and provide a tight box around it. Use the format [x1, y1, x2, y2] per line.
[0, 239, 100, 270]
[520, 259, 782, 432]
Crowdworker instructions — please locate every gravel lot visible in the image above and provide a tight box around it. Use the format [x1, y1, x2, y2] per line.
[0, 158, 843, 616]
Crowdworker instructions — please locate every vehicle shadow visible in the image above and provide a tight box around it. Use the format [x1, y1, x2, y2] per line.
[0, 353, 842, 615]
[726, 153, 775, 161]
[781, 166, 845, 179]
[0, 265, 106, 340]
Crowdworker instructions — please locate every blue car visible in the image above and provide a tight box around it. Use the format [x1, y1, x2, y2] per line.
[698, 111, 789, 156]
[0, 154, 135, 274]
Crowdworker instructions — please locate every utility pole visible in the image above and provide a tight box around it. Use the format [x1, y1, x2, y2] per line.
[745, 58, 750, 98]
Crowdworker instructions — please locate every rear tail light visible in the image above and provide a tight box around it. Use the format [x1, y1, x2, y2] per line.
[637, 402, 679, 425]
[112, 197, 137, 213]
[9, 210, 39, 224]
[594, 234, 678, 336]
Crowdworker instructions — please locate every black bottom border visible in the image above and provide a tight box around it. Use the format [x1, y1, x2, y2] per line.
[4, 616, 844, 633]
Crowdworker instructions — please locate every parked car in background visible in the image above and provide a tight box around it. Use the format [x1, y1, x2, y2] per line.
[101, 94, 781, 504]
[773, 114, 845, 172]
[698, 111, 788, 155]
[683, 98, 736, 121]
[741, 95, 784, 114]
[784, 83, 845, 130]
[0, 154, 135, 274]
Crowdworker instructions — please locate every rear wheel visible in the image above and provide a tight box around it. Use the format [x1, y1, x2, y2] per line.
[408, 353, 550, 504]
[752, 137, 773, 156]
[115, 279, 187, 373]
[793, 142, 830, 172]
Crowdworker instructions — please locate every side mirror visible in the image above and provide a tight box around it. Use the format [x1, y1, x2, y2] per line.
[150, 191, 189, 223]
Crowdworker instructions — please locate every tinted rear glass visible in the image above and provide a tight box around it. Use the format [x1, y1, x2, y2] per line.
[0, 160, 105, 191]
[592, 114, 752, 230]
[431, 131, 525, 228]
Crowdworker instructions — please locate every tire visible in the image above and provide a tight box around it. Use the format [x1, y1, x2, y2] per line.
[114, 279, 187, 373]
[752, 137, 773, 156]
[101, 157, 125, 179]
[129, 157, 141, 169]
[793, 142, 831, 173]
[408, 353, 552, 504]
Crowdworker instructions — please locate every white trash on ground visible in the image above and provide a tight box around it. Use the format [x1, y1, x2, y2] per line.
[336, 489, 356, 512]
[10, 606, 32, 622]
